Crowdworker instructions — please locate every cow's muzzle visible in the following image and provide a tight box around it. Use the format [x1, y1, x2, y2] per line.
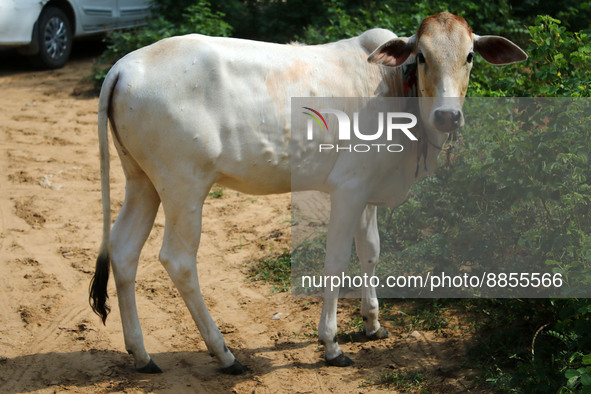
[433, 109, 463, 133]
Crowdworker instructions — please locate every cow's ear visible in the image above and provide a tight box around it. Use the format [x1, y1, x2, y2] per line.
[368, 36, 415, 67]
[473, 34, 527, 65]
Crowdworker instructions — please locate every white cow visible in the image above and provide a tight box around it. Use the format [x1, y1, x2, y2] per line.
[90, 12, 526, 374]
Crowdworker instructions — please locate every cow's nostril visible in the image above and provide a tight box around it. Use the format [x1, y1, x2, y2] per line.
[434, 109, 446, 123]
[451, 110, 461, 125]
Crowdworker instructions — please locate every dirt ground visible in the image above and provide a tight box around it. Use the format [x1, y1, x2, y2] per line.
[0, 43, 482, 393]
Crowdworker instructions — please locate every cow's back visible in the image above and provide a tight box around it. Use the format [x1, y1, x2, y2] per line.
[107, 32, 395, 195]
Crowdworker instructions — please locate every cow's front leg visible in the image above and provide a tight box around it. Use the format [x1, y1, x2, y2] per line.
[355, 205, 388, 340]
[318, 187, 368, 367]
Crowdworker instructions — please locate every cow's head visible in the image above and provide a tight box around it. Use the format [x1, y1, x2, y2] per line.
[368, 12, 527, 133]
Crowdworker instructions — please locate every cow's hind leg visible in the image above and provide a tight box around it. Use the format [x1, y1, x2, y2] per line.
[158, 181, 246, 375]
[355, 205, 388, 340]
[110, 172, 161, 372]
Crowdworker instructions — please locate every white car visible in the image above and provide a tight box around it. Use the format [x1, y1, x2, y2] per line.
[0, 0, 152, 68]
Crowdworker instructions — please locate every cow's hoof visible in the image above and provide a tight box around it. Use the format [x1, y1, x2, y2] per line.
[136, 358, 163, 374]
[326, 353, 355, 367]
[220, 359, 248, 375]
[366, 327, 389, 341]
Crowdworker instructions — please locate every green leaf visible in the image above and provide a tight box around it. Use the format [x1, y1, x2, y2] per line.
[581, 373, 591, 386]
[565, 369, 582, 379]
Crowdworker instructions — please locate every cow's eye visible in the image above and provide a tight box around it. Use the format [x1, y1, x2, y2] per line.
[417, 52, 426, 64]
[467, 52, 474, 63]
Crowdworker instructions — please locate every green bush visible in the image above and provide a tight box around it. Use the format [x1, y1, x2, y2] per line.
[297, 0, 526, 44]
[470, 16, 591, 97]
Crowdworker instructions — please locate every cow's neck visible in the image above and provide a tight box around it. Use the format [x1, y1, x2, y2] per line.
[412, 123, 449, 179]
[377, 57, 418, 99]
[402, 61, 418, 97]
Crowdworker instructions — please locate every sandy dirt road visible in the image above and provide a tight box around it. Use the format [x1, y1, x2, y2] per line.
[0, 44, 480, 393]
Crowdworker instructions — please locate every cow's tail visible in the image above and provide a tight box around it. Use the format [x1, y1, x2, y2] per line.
[90, 67, 120, 324]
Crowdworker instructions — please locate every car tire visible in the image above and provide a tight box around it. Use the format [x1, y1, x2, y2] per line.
[31, 7, 72, 69]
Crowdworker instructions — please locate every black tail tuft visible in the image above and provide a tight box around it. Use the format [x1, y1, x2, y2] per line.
[89, 251, 111, 324]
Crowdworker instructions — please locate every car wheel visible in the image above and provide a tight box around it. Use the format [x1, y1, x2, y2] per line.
[32, 7, 72, 69]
